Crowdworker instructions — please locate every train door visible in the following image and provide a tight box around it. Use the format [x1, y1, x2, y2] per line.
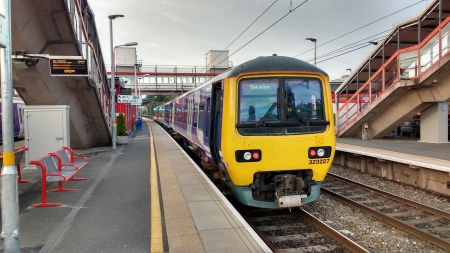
[170, 103, 175, 129]
[204, 82, 222, 165]
[18, 103, 25, 138]
[186, 93, 194, 142]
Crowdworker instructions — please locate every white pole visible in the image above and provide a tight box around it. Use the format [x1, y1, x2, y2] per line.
[134, 63, 138, 119]
[108, 14, 124, 149]
[1, 0, 20, 251]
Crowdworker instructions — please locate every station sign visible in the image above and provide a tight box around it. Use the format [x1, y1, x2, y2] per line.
[121, 88, 131, 95]
[50, 59, 88, 76]
[117, 95, 142, 104]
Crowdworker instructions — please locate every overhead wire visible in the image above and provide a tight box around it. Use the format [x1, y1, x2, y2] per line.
[309, 17, 440, 64]
[311, 30, 389, 62]
[198, 0, 279, 73]
[293, 0, 428, 59]
[213, 0, 310, 68]
[208, 0, 430, 72]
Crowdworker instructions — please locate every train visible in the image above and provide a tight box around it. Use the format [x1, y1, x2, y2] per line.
[0, 97, 25, 142]
[153, 55, 336, 209]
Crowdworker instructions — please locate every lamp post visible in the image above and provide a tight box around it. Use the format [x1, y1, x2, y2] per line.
[305, 38, 317, 66]
[134, 62, 138, 118]
[111, 42, 138, 146]
[138, 74, 149, 117]
[109, 14, 124, 150]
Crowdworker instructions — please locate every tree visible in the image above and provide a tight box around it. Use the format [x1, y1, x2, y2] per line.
[117, 112, 127, 136]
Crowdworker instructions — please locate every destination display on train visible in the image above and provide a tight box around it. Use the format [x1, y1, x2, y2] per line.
[50, 59, 88, 76]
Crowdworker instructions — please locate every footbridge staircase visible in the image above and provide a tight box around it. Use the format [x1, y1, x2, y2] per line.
[336, 3, 450, 142]
[11, 0, 111, 148]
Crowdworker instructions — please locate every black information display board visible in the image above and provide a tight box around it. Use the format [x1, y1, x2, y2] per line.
[50, 59, 88, 76]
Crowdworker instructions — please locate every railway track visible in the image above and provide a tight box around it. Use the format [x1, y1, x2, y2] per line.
[323, 173, 450, 251]
[238, 206, 368, 252]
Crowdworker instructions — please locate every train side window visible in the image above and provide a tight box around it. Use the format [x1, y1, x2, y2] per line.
[193, 103, 199, 128]
[206, 97, 211, 137]
[198, 102, 204, 130]
[19, 109, 23, 124]
[12, 106, 16, 125]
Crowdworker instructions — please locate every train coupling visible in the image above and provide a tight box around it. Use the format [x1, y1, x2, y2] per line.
[274, 174, 307, 208]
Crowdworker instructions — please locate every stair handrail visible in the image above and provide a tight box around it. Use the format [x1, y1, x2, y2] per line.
[337, 15, 450, 133]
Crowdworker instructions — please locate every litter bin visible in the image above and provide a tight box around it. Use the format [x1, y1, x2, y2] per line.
[136, 118, 142, 130]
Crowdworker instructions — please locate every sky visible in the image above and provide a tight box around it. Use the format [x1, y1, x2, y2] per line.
[88, 0, 429, 80]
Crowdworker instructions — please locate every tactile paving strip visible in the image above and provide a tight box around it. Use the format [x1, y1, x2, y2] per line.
[150, 124, 205, 253]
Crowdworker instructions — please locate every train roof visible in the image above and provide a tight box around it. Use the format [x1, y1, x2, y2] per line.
[228, 55, 328, 77]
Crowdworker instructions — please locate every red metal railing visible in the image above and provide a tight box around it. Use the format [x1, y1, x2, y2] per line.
[337, 16, 450, 134]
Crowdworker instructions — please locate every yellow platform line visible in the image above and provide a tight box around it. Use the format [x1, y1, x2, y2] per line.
[149, 120, 164, 252]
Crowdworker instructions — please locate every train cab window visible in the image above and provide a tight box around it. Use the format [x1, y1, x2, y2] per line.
[237, 77, 327, 135]
[238, 78, 281, 135]
[284, 78, 326, 134]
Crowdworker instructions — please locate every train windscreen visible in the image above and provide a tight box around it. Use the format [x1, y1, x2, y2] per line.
[237, 77, 327, 135]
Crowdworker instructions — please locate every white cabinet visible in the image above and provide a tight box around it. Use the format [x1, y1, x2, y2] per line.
[24, 105, 70, 168]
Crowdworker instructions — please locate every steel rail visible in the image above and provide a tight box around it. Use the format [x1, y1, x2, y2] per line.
[327, 173, 450, 220]
[239, 207, 369, 253]
[298, 209, 370, 253]
[323, 175, 450, 250]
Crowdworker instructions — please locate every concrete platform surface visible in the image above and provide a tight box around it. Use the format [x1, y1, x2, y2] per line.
[0, 119, 270, 253]
[337, 136, 450, 172]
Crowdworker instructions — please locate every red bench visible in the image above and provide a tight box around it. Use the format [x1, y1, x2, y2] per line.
[30, 146, 88, 208]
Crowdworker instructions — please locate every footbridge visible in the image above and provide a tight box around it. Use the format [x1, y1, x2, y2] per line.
[11, 0, 111, 148]
[114, 66, 220, 96]
[336, 0, 450, 143]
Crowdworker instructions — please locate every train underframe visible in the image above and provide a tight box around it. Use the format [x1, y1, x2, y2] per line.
[250, 170, 315, 208]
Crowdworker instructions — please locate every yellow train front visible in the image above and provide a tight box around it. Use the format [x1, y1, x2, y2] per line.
[220, 55, 336, 209]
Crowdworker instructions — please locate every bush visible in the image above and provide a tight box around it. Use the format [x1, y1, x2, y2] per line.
[117, 112, 127, 136]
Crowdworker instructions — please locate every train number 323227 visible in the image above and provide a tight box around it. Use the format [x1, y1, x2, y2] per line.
[309, 159, 330, 164]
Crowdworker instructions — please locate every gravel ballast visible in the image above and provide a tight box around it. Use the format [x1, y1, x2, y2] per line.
[301, 165, 449, 252]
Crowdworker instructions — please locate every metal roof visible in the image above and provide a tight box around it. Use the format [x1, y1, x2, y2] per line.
[336, 0, 450, 94]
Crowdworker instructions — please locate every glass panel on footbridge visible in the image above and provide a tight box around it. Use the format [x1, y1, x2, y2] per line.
[400, 50, 418, 78]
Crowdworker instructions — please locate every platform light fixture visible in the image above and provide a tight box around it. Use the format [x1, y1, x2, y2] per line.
[109, 14, 125, 150]
[305, 38, 317, 66]
[138, 74, 150, 116]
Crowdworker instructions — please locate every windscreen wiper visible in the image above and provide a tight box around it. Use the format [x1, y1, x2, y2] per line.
[258, 102, 278, 127]
[286, 103, 308, 125]
[235, 102, 278, 128]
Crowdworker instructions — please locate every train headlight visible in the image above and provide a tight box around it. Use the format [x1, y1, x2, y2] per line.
[317, 148, 325, 157]
[308, 146, 332, 159]
[235, 150, 262, 162]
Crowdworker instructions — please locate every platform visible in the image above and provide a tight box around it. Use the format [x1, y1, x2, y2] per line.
[334, 136, 450, 196]
[337, 137, 450, 172]
[0, 119, 270, 253]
